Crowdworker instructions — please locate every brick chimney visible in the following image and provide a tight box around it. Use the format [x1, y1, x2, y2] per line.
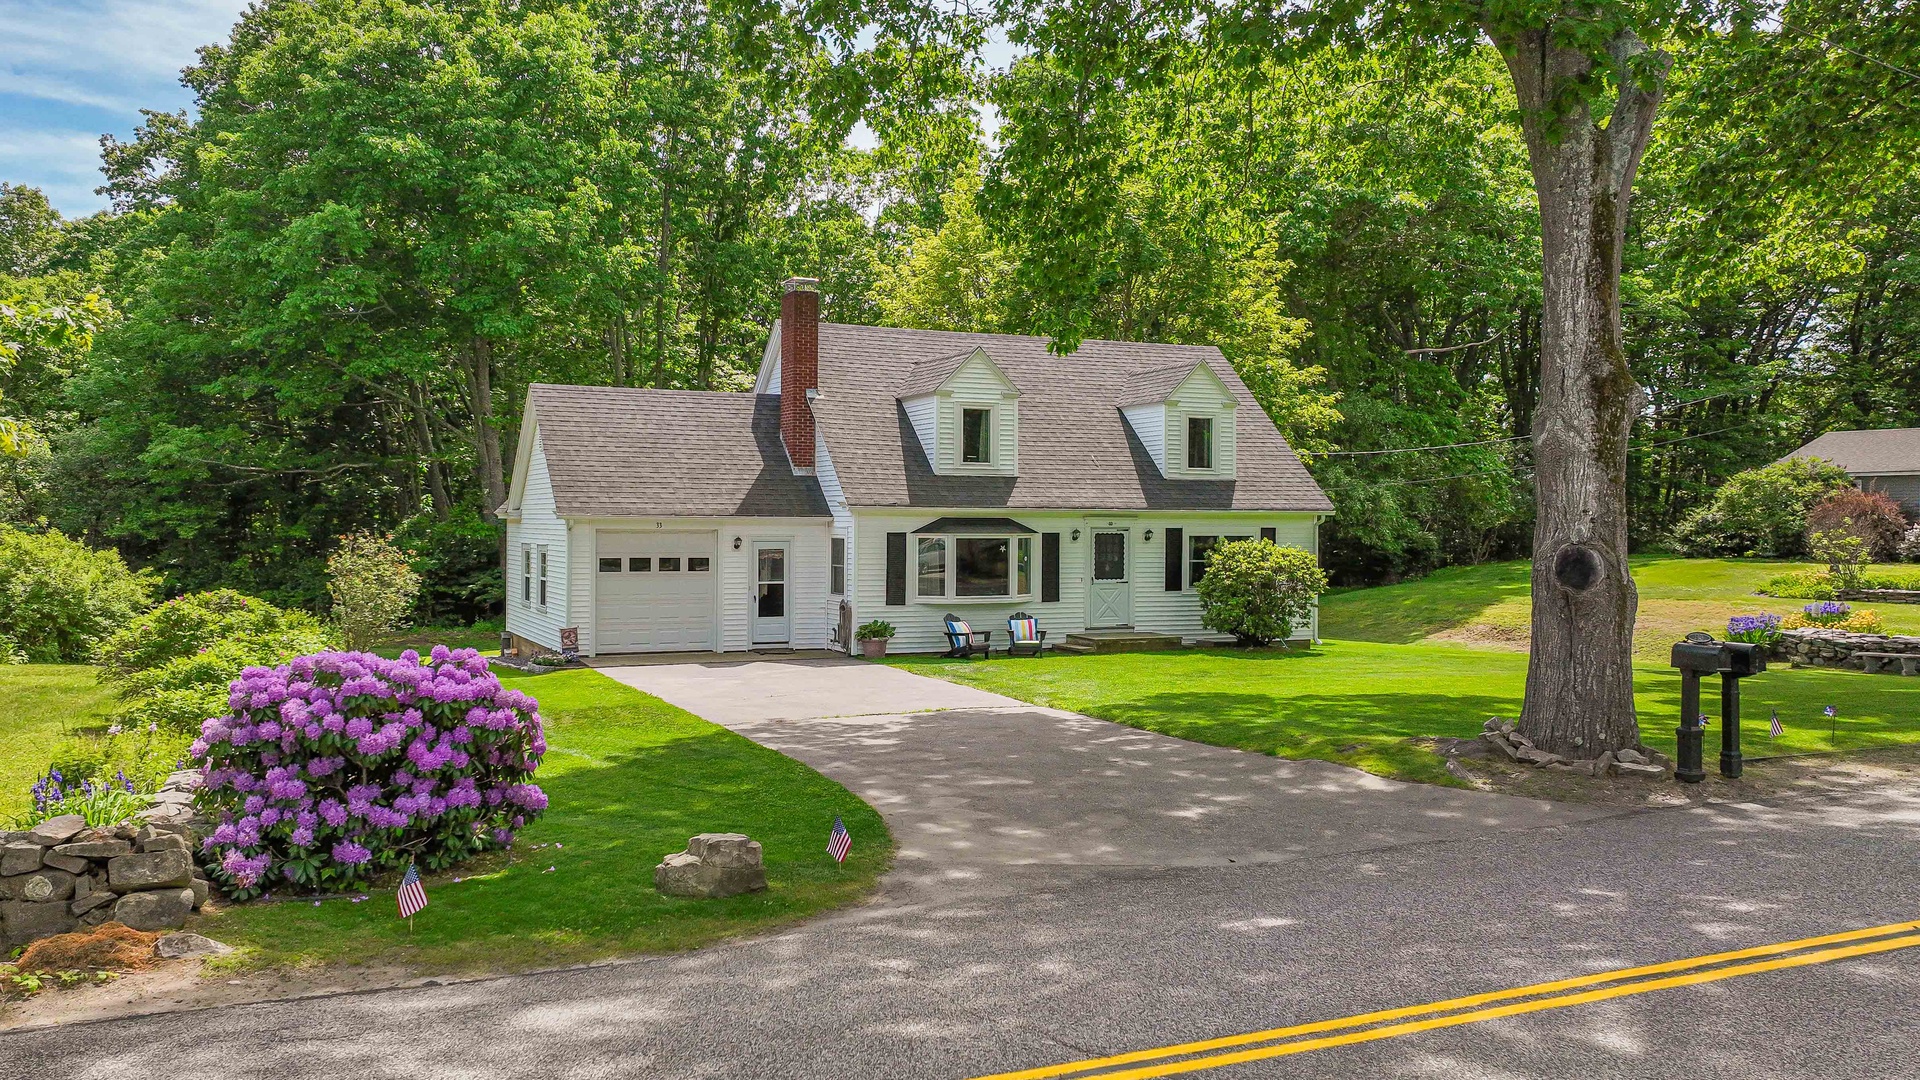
[779, 276, 820, 471]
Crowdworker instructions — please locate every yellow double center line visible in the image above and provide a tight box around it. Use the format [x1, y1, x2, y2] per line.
[973, 919, 1920, 1080]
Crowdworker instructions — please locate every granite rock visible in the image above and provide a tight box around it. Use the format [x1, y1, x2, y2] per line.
[111, 887, 196, 932]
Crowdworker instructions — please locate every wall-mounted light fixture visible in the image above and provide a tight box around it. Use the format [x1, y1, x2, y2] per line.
[732, 536, 743, 550]
[1070, 529, 1081, 542]
[1144, 529, 1155, 543]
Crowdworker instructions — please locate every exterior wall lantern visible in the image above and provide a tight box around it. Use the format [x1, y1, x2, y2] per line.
[1144, 529, 1155, 542]
[732, 536, 743, 550]
[1070, 529, 1081, 542]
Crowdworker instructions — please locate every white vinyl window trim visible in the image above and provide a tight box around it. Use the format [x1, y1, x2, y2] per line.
[521, 544, 532, 607]
[830, 536, 847, 596]
[913, 532, 1034, 602]
[536, 545, 550, 610]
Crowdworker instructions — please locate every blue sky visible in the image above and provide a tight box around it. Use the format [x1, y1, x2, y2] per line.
[0, 0, 251, 216]
[2, 2, 1009, 219]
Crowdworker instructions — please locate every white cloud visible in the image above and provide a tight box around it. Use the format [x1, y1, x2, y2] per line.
[0, 0, 249, 213]
[0, 127, 111, 214]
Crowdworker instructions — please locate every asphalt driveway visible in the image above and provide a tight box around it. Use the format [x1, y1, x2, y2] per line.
[598, 657, 1615, 891]
[10, 659, 1920, 1079]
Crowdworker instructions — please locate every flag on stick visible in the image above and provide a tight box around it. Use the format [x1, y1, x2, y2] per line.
[827, 816, 852, 864]
[397, 861, 428, 921]
[1769, 708, 1783, 739]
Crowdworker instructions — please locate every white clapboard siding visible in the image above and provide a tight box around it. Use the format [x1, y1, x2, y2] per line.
[851, 510, 1320, 654]
[1121, 404, 1166, 471]
[503, 435, 570, 652]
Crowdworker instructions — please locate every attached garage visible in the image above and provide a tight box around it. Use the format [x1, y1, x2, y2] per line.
[593, 531, 718, 653]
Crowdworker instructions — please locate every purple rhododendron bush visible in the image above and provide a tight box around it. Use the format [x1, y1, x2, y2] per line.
[192, 646, 548, 899]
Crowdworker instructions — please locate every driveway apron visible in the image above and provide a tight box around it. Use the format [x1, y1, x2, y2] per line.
[595, 657, 1616, 891]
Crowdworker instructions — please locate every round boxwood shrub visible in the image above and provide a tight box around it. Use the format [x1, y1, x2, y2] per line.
[193, 646, 547, 898]
[1195, 538, 1329, 646]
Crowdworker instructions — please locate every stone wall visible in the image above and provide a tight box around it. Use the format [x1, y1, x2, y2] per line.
[1770, 628, 1920, 670]
[1, 771, 210, 947]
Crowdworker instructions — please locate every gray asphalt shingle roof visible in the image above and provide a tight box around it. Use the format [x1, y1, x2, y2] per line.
[527, 385, 829, 519]
[811, 323, 1332, 513]
[1785, 428, 1920, 476]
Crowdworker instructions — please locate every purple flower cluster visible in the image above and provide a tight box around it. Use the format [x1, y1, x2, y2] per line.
[194, 646, 546, 898]
[1725, 613, 1783, 644]
[1804, 601, 1851, 618]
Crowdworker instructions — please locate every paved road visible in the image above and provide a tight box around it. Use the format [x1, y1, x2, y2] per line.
[6, 659, 1918, 1079]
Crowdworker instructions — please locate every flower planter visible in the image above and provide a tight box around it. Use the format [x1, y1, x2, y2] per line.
[860, 638, 890, 659]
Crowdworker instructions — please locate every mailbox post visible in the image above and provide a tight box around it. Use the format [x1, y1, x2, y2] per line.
[1668, 632, 1767, 782]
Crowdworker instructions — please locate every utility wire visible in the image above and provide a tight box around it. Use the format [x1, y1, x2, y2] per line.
[1775, 18, 1920, 85]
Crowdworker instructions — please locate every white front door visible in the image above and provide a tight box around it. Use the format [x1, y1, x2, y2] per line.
[594, 531, 718, 653]
[1087, 530, 1131, 628]
[752, 542, 791, 644]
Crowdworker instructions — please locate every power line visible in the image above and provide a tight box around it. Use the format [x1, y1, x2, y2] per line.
[1320, 434, 1529, 457]
[1775, 18, 1920, 85]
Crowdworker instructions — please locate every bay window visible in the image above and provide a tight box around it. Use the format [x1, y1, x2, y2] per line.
[916, 530, 1034, 600]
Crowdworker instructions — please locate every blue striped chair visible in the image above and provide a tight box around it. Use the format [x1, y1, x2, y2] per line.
[1005, 612, 1046, 657]
[942, 613, 993, 659]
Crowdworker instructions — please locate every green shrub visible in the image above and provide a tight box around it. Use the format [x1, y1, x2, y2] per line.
[855, 620, 896, 640]
[327, 532, 423, 650]
[1762, 569, 1840, 600]
[1670, 458, 1855, 558]
[0, 524, 156, 662]
[1194, 539, 1329, 646]
[95, 588, 326, 683]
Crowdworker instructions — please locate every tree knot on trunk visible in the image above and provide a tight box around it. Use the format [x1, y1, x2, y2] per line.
[1552, 543, 1604, 592]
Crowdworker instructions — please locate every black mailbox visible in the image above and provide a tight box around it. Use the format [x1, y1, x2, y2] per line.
[1719, 641, 1767, 677]
[1668, 632, 1767, 782]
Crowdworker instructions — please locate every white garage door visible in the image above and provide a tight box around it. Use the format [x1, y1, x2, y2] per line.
[594, 531, 718, 653]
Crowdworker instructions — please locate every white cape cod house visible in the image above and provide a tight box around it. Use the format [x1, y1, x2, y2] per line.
[501, 278, 1333, 656]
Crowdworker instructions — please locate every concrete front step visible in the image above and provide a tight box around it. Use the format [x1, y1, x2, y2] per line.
[1060, 630, 1184, 654]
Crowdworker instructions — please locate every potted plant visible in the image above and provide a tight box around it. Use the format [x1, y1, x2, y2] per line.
[855, 620, 896, 659]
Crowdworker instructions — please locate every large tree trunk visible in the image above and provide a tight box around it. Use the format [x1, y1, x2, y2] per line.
[1492, 23, 1667, 757]
[465, 337, 508, 523]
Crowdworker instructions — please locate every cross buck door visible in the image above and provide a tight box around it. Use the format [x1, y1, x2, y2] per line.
[1087, 530, 1131, 628]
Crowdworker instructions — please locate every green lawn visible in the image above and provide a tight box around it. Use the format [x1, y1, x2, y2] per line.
[1321, 556, 1920, 660]
[0, 665, 119, 821]
[890, 640, 1920, 786]
[2, 661, 889, 974]
[195, 666, 889, 972]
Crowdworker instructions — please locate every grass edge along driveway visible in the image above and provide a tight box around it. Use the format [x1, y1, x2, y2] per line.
[188, 666, 891, 974]
[889, 641, 1920, 787]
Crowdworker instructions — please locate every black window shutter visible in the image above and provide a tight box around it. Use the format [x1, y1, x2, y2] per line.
[1164, 527, 1184, 591]
[1041, 532, 1061, 603]
[885, 532, 907, 606]
[1261, 527, 1277, 543]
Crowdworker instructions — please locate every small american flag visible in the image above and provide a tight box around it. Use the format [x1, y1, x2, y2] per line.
[397, 862, 428, 919]
[1770, 708, 1784, 739]
[827, 817, 852, 864]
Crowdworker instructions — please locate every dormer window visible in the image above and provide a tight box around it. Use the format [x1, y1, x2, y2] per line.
[1187, 417, 1213, 470]
[1118, 359, 1239, 479]
[963, 408, 993, 463]
[898, 347, 1020, 477]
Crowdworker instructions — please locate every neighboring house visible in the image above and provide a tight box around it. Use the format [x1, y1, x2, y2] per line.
[500, 277, 1333, 656]
[1783, 428, 1920, 514]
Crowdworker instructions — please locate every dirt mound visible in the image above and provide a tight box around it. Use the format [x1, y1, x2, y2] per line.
[15, 923, 161, 973]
